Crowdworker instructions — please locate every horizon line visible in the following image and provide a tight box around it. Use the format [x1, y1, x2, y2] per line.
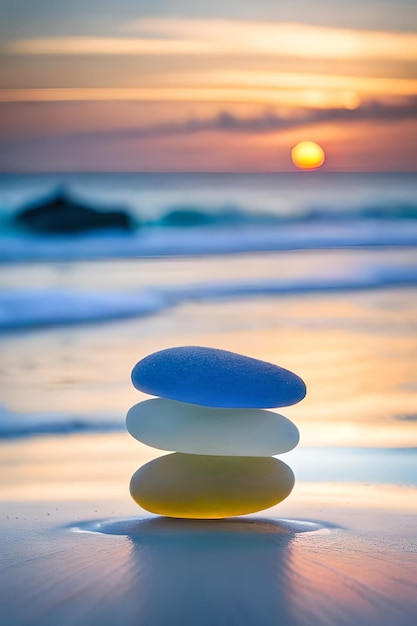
[0, 170, 416, 176]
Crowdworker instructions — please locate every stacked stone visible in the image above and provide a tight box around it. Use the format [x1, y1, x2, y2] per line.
[126, 346, 306, 519]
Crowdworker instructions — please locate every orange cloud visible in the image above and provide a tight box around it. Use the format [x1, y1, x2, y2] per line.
[5, 20, 417, 62]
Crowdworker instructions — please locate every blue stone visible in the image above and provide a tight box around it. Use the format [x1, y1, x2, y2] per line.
[131, 346, 306, 408]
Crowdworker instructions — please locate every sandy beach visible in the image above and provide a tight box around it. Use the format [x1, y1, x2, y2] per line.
[1, 432, 417, 625]
[1, 172, 417, 625]
[1, 248, 417, 624]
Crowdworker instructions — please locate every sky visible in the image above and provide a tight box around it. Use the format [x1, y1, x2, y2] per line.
[1, 0, 417, 172]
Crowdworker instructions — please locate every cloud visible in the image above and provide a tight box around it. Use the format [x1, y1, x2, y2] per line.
[102, 97, 417, 137]
[3, 37, 213, 55]
[201, 71, 417, 98]
[4, 19, 417, 61]
[49, 96, 417, 142]
[1, 74, 416, 107]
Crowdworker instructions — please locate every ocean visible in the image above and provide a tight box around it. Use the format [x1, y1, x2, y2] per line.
[1, 173, 417, 262]
[0, 172, 416, 484]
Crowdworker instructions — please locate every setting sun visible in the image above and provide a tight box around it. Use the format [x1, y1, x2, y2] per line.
[291, 141, 326, 170]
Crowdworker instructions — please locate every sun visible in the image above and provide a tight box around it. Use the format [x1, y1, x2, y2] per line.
[291, 141, 325, 170]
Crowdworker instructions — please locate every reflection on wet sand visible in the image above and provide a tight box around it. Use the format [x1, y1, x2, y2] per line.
[63, 515, 416, 626]
[72, 516, 322, 626]
[0, 501, 416, 626]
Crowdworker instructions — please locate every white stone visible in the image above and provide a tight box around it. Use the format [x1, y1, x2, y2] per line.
[126, 398, 299, 456]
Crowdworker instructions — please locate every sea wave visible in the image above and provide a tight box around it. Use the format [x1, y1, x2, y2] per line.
[134, 201, 417, 227]
[146, 202, 417, 226]
[1, 265, 416, 330]
[2, 219, 417, 262]
[0, 289, 166, 329]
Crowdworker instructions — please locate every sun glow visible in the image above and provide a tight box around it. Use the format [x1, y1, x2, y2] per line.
[291, 141, 326, 170]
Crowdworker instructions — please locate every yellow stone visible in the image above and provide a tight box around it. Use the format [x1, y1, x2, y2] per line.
[130, 453, 295, 519]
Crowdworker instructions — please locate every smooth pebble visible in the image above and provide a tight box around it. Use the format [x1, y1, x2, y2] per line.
[126, 398, 299, 456]
[130, 453, 295, 518]
[131, 346, 306, 408]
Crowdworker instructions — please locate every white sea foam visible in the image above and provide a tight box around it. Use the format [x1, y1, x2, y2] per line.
[0, 288, 166, 329]
[1, 264, 416, 330]
[1, 220, 417, 263]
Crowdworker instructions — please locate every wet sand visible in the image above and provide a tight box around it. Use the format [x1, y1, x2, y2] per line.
[1, 253, 416, 625]
[1, 433, 417, 626]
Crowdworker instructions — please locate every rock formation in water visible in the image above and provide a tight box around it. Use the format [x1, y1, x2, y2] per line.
[14, 191, 134, 234]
